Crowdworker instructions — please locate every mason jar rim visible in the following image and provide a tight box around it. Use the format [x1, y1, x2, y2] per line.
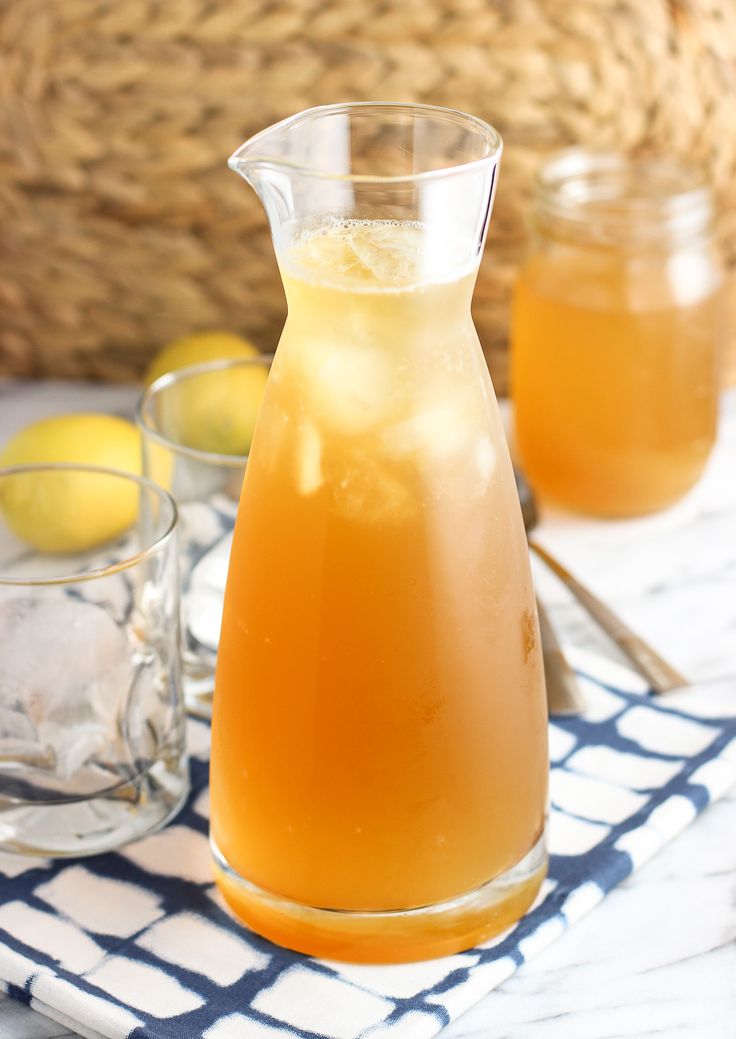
[533, 149, 714, 247]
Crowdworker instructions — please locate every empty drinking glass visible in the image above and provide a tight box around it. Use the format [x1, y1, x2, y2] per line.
[0, 464, 188, 857]
[136, 356, 271, 716]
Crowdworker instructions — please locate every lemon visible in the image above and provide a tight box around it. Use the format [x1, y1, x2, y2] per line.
[0, 414, 143, 553]
[165, 363, 270, 455]
[144, 330, 260, 387]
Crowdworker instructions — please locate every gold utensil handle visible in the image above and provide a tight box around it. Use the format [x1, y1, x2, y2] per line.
[537, 597, 587, 715]
[529, 539, 688, 694]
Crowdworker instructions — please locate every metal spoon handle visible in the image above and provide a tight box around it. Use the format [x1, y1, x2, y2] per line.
[529, 539, 688, 694]
[537, 598, 587, 715]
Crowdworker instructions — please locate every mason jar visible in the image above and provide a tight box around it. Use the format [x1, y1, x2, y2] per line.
[511, 150, 722, 517]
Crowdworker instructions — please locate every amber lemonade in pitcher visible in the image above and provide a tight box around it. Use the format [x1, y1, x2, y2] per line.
[210, 106, 548, 963]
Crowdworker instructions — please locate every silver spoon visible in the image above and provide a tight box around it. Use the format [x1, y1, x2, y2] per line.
[536, 595, 588, 715]
[513, 471, 586, 714]
[515, 468, 688, 694]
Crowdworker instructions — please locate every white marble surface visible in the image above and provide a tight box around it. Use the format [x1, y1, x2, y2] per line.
[0, 379, 735, 1038]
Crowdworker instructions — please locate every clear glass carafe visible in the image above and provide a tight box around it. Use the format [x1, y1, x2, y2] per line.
[210, 103, 548, 962]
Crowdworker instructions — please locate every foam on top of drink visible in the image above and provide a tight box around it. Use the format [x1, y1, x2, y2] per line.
[283, 219, 477, 291]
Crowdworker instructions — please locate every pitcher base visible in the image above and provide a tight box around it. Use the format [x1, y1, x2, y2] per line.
[211, 832, 547, 963]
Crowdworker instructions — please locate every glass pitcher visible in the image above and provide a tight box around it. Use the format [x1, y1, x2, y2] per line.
[210, 103, 548, 963]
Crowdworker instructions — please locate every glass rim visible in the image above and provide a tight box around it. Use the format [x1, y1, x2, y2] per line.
[229, 101, 503, 185]
[534, 148, 713, 244]
[0, 462, 178, 587]
[136, 354, 273, 467]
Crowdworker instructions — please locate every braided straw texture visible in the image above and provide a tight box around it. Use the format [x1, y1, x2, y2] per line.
[1, 0, 735, 388]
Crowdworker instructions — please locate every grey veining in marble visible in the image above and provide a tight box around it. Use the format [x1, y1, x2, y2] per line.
[1, 379, 735, 1039]
[443, 785, 736, 1039]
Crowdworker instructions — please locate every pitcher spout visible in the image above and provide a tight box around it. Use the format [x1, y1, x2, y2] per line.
[228, 103, 502, 264]
[228, 115, 298, 184]
[228, 106, 354, 235]
[228, 115, 308, 234]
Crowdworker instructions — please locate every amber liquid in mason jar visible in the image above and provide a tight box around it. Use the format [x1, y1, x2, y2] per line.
[511, 153, 721, 517]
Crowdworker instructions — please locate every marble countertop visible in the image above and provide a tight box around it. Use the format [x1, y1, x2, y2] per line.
[0, 379, 735, 1039]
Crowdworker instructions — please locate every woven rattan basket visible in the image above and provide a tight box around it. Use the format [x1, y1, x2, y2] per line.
[2, 0, 735, 390]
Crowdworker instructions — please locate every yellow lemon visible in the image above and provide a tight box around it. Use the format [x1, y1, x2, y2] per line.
[164, 362, 270, 455]
[144, 330, 260, 387]
[0, 414, 143, 553]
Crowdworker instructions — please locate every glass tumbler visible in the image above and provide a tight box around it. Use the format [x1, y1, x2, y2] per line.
[0, 464, 188, 857]
[136, 356, 271, 716]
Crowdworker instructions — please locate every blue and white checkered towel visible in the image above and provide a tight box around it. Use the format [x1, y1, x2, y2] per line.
[1, 651, 735, 1039]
